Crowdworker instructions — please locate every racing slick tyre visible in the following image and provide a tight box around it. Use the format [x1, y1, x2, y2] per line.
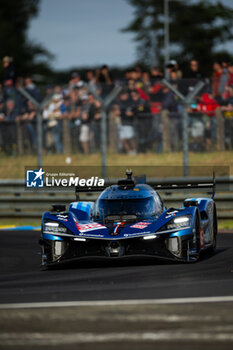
[208, 204, 218, 255]
[188, 212, 201, 262]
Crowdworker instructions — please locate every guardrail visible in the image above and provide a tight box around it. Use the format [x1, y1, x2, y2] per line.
[0, 177, 232, 219]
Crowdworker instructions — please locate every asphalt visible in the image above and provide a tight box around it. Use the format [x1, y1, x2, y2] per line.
[0, 230, 233, 350]
[0, 230, 233, 303]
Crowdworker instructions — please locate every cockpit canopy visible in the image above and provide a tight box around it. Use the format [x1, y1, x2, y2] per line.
[93, 184, 163, 222]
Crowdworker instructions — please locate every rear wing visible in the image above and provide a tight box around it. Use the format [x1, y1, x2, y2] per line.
[75, 172, 216, 200]
[75, 170, 146, 200]
[75, 185, 105, 200]
[153, 173, 216, 199]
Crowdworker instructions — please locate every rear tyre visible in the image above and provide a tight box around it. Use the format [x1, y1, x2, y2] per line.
[208, 205, 217, 255]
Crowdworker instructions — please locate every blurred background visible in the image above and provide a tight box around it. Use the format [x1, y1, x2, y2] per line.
[0, 0, 233, 226]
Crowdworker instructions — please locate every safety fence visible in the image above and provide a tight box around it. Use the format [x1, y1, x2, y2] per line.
[0, 177, 232, 220]
[0, 109, 230, 155]
[1, 78, 232, 157]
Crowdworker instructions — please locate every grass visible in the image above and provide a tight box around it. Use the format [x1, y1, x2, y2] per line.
[0, 218, 41, 227]
[218, 220, 233, 231]
[0, 151, 233, 178]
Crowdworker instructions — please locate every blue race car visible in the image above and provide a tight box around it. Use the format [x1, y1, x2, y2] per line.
[39, 170, 217, 267]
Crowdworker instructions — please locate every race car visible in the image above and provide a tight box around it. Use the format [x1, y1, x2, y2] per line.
[39, 170, 217, 267]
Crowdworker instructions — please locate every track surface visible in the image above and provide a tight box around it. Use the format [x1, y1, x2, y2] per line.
[1, 230, 233, 349]
[0, 230, 233, 304]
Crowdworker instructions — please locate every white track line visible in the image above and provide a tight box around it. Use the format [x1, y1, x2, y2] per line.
[0, 295, 233, 310]
[1, 331, 233, 345]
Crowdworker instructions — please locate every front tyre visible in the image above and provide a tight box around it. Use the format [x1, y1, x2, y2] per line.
[188, 213, 201, 262]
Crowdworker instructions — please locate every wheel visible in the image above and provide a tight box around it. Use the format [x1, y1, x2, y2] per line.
[188, 213, 201, 262]
[208, 205, 217, 255]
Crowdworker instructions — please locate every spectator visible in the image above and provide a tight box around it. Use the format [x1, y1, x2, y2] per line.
[19, 100, 37, 152]
[88, 93, 101, 150]
[130, 67, 142, 84]
[1, 99, 18, 154]
[135, 71, 151, 101]
[182, 59, 204, 96]
[188, 59, 203, 79]
[1, 59, 233, 156]
[24, 76, 40, 102]
[123, 69, 133, 83]
[3, 99, 18, 121]
[43, 94, 63, 153]
[150, 66, 163, 84]
[166, 60, 182, 80]
[131, 90, 152, 152]
[96, 65, 113, 98]
[141, 71, 151, 89]
[86, 70, 98, 93]
[60, 95, 71, 116]
[69, 86, 81, 108]
[79, 97, 91, 154]
[134, 66, 143, 82]
[69, 72, 83, 89]
[148, 77, 163, 115]
[218, 62, 229, 98]
[227, 63, 233, 86]
[190, 117, 205, 152]
[212, 62, 222, 98]
[2, 56, 16, 86]
[2, 77, 17, 102]
[220, 85, 233, 149]
[162, 86, 181, 151]
[169, 69, 179, 84]
[126, 79, 136, 94]
[45, 84, 54, 98]
[115, 90, 136, 154]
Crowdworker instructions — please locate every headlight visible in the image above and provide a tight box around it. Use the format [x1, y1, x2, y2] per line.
[43, 222, 67, 234]
[167, 216, 191, 230]
[143, 234, 157, 240]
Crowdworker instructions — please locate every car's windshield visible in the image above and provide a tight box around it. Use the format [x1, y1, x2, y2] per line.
[97, 197, 157, 220]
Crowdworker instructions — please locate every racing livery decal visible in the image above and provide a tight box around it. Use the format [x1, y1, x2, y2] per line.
[130, 222, 151, 229]
[75, 222, 106, 233]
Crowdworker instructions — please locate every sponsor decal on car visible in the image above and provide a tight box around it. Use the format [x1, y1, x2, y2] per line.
[124, 231, 151, 237]
[165, 210, 178, 219]
[75, 222, 106, 233]
[78, 233, 105, 238]
[57, 214, 68, 221]
[130, 222, 151, 229]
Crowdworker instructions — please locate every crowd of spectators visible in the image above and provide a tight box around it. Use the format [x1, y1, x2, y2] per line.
[1, 56, 233, 155]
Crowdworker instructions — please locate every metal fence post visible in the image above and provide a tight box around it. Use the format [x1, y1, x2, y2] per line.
[83, 83, 122, 179]
[182, 103, 189, 177]
[101, 108, 107, 179]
